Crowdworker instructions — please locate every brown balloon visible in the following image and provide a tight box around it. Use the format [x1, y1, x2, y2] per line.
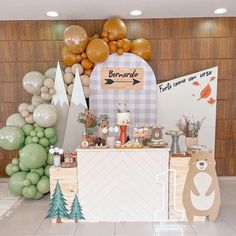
[61, 46, 77, 66]
[103, 19, 127, 40]
[64, 25, 89, 54]
[81, 59, 93, 70]
[122, 39, 132, 52]
[86, 39, 110, 64]
[130, 38, 152, 60]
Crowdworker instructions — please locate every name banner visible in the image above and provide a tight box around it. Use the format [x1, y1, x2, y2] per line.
[101, 67, 144, 90]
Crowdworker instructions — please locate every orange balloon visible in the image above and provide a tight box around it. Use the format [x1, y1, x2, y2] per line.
[84, 69, 92, 77]
[117, 48, 124, 55]
[64, 25, 89, 54]
[117, 40, 124, 48]
[81, 59, 93, 70]
[103, 37, 109, 43]
[108, 33, 115, 41]
[130, 38, 152, 60]
[90, 34, 99, 41]
[122, 39, 131, 52]
[109, 41, 117, 53]
[61, 46, 77, 66]
[75, 54, 82, 63]
[101, 31, 108, 38]
[86, 39, 110, 64]
[81, 52, 87, 59]
[103, 19, 127, 40]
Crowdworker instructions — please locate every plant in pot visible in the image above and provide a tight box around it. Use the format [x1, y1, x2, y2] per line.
[77, 109, 98, 134]
[176, 115, 206, 152]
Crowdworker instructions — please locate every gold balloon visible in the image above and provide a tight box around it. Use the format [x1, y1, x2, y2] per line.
[81, 59, 93, 70]
[86, 39, 110, 64]
[64, 25, 89, 54]
[130, 38, 152, 60]
[122, 39, 131, 52]
[103, 19, 127, 40]
[61, 46, 77, 66]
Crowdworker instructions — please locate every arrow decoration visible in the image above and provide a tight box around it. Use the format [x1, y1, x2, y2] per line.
[105, 78, 141, 85]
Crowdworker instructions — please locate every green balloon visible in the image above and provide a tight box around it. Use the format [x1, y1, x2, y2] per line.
[5, 163, 16, 176]
[30, 130, 37, 137]
[23, 179, 31, 187]
[23, 185, 37, 199]
[33, 191, 44, 200]
[22, 124, 34, 136]
[20, 143, 47, 169]
[0, 126, 25, 150]
[49, 136, 57, 145]
[44, 128, 56, 139]
[31, 167, 44, 176]
[45, 146, 49, 152]
[19, 162, 30, 172]
[37, 131, 44, 138]
[39, 137, 49, 147]
[12, 158, 19, 166]
[47, 153, 53, 165]
[25, 136, 33, 145]
[35, 127, 44, 133]
[36, 178, 50, 194]
[41, 175, 49, 180]
[8, 171, 27, 196]
[12, 165, 20, 173]
[32, 136, 39, 143]
[26, 172, 40, 185]
[44, 165, 51, 177]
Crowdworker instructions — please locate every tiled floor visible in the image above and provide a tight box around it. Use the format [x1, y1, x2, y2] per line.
[0, 180, 235, 236]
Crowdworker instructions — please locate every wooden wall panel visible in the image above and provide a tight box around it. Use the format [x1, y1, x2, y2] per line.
[0, 17, 235, 176]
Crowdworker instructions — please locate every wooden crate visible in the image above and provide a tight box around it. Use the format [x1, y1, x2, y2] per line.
[169, 157, 205, 221]
[49, 167, 78, 223]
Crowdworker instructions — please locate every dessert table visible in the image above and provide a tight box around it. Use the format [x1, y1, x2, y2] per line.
[76, 148, 170, 222]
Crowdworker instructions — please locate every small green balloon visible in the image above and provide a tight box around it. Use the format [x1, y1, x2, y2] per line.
[41, 175, 49, 180]
[49, 136, 57, 145]
[23, 179, 31, 187]
[22, 124, 34, 136]
[5, 163, 15, 176]
[26, 172, 40, 185]
[32, 136, 39, 143]
[8, 171, 27, 196]
[12, 158, 19, 166]
[12, 165, 20, 173]
[45, 146, 49, 152]
[19, 162, 30, 172]
[44, 165, 51, 177]
[47, 153, 53, 165]
[39, 137, 49, 147]
[37, 131, 44, 138]
[44, 128, 56, 139]
[30, 130, 37, 137]
[33, 191, 44, 200]
[35, 127, 44, 133]
[0, 126, 25, 150]
[36, 178, 50, 194]
[20, 144, 47, 169]
[31, 167, 44, 176]
[25, 136, 33, 145]
[23, 185, 37, 199]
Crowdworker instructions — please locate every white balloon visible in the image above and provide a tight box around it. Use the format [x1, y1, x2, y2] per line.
[33, 104, 58, 128]
[71, 63, 83, 75]
[22, 71, 44, 95]
[81, 75, 90, 87]
[6, 113, 26, 128]
[31, 95, 49, 106]
[44, 68, 57, 80]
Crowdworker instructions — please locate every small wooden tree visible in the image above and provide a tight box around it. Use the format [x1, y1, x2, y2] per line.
[46, 181, 69, 223]
[69, 194, 85, 222]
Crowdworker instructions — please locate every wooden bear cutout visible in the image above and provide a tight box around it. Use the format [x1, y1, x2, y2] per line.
[183, 151, 221, 221]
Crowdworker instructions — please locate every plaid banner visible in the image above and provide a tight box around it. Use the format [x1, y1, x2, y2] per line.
[89, 53, 157, 127]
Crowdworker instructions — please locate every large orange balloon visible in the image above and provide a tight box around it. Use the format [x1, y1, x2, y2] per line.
[61, 46, 77, 66]
[130, 38, 152, 60]
[64, 25, 89, 54]
[103, 19, 127, 40]
[86, 39, 110, 64]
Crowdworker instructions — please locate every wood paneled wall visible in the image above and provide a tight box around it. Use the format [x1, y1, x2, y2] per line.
[0, 18, 235, 176]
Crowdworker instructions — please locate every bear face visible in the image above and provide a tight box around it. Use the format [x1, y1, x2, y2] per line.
[189, 151, 215, 171]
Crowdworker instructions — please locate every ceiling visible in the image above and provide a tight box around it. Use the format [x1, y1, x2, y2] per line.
[0, 0, 235, 20]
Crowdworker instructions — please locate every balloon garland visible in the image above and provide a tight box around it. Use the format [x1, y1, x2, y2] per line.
[0, 18, 152, 200]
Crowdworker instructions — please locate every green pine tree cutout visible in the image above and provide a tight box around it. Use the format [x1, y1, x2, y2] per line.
[46, 181, 70, 223]
[69, 194, 85, 222]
